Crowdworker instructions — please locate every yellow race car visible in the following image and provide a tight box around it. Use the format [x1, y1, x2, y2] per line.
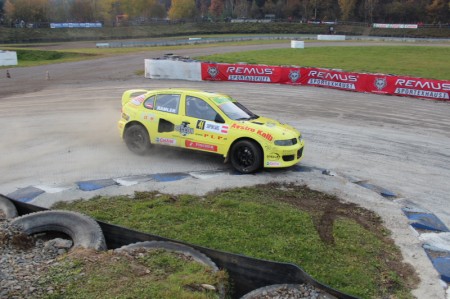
[118, 88, 305, 173]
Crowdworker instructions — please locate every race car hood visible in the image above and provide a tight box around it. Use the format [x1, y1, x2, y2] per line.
[230, 116, 300, 140]
[250, 116, 299, 134]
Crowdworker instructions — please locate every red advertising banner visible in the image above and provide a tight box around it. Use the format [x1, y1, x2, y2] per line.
[200, 62, 450, 101]
[201, 63, 302, 85]
[300, 67, 366, 92]
[363, 74, 450, 101]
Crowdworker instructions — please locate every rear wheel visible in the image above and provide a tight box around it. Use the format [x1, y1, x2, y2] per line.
[124, 124, 151, 155]
[230, 140, 262, 174]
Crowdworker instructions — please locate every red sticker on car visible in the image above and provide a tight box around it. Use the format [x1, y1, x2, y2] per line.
[185, 140, 217, 152]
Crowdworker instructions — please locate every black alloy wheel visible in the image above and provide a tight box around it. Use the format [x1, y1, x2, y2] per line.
[230, 140, 262, 174]
[124, 124, 151, 155]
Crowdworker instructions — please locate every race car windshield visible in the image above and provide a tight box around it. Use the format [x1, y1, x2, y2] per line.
[219, 101, 258, 121]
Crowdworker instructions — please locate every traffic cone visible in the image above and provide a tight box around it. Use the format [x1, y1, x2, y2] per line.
[6, 70, 11, 78]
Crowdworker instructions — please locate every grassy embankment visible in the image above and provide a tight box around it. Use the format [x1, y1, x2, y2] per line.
[50, 184, 418, 299]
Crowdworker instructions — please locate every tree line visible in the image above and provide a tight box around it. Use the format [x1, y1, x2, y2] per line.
[0, 0, 448, 27]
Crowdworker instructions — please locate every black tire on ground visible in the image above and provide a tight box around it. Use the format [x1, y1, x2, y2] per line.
[124, 124, 151, 155]
[116, 241, 226, 298]
[240, 283, 336, 299]
[115, 241, 219, 271]
[230, 140, 262, 174]
[0, 195, 18, 219]
[11, 210, 107, 250]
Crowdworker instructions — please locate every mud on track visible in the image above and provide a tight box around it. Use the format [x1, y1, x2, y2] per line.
[1, 42, 450, 298]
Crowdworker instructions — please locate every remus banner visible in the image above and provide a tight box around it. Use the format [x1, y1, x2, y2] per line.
[201, 62, 450, 101]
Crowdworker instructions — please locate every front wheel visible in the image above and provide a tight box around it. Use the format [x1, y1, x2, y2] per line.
[230, 140, 262, 174]
[124, 124, 151, 155]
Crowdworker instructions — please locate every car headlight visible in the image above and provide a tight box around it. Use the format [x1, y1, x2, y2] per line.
[274, 138, 297, 146]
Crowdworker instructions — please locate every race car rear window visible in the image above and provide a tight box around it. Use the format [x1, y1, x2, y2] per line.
[155, 94, 180, 114]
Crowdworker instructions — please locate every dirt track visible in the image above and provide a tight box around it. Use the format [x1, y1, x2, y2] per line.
[1, 41, 450, 298]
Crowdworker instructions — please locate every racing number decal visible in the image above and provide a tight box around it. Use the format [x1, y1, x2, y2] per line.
[196, 120, 206, 130]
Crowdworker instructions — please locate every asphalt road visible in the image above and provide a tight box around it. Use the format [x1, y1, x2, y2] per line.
[1, 41, 449, 298]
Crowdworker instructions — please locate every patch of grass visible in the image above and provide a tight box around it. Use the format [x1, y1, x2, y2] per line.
[0, 39, 286, 68]
[195, 46, 450, 80]
[53, 184, 417, 298]
[41, 248, 227, 298]
[5, 42, 448, 80]
[7, 49, 97, 67]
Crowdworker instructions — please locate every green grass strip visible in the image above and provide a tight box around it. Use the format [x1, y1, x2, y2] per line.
[54, 184, 416, 298]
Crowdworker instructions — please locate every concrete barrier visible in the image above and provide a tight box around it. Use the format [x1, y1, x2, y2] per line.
[0, 51, 18, 66]
[96, 43, 110, 48]
[317, 35, 346, 41]
[291, 40, 305, 48]
[145, 59, 202, 81]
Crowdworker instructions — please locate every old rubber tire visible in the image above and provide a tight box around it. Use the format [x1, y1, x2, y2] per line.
[0, 195, 18, 219]
[11, 210, 107, 250]
[115, 241, 219, 271]
[116, 241, 226, 298]
[230, 140, 262, 174]
[124, 124, 151, 155]
[240, 283, 336, 299]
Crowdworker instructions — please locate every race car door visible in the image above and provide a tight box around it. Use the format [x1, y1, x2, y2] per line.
[152, 93, 188, 148]
[181, 95, 229, 155]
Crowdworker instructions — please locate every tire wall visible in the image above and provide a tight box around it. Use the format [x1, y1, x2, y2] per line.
[4, 196, 358, 299]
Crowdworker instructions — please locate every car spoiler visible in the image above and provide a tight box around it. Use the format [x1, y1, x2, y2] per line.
[5, 195, 359, 299]
[121, 89, 148, 106]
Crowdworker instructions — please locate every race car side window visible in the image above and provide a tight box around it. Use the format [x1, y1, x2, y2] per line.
[143, 96, 155, 110]
[155, 94, 180, 114]
[185, 96, 218, 121]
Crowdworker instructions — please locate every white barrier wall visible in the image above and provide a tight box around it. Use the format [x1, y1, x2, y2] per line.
[317, 35, 346, 41]
[291, 40, 305, 48]
[0, 51, 18, 66]
[145, 59, 202, 81]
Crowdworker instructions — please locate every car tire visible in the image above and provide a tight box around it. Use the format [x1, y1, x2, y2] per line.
[230, 140, 262, 174]
[124, 124, 151, 155]
[115, 241, 219, 271]
[11, 210, 107, 250]
[240, 283, 335, 299]
[0, 195, 18, 219]
[116, 241, 226, 298]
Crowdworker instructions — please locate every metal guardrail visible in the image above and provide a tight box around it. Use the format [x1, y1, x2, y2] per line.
[95, 36, 317, 48]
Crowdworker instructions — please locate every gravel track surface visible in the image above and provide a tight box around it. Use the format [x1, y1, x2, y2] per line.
[1, 41, 449, 298]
